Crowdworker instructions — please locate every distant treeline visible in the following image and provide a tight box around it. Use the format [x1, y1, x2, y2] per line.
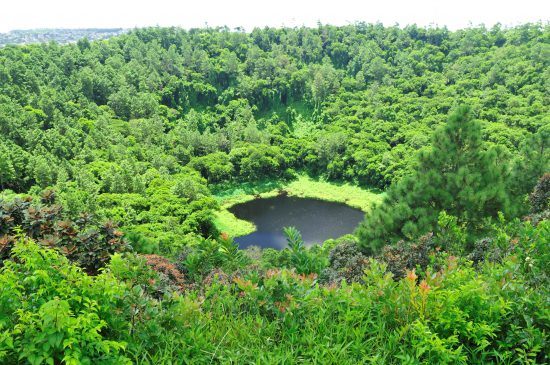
[0, 28, 126, 47]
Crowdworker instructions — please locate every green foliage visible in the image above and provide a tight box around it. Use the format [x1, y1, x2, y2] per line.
[218, 233, 248, 271]
[358, 106, 514, 253]
[0, 195, 126, 273]
[0, 239, 130, 364]
[1, 216, 548, 364]
[96, 174, 218, 255]
[179, 239, 222, 281]
[124, 230, 159, 254]
[189, 152, 234, 183]
[0, 24, 546, 196]
[0, 23, 549, 364]
[283, 226, 326, 275]
[283, 226, 303, 251]
[0, 145, 16, 189]
[512, 126, 550, 200]
[178, 235, 249, 282]
[436, 211, 468, 255]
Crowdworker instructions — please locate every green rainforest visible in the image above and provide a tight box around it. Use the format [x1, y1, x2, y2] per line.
[0, 23, 549, 364]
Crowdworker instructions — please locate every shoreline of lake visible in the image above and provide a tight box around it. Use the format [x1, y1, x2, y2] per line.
[229, 195, 366, 249]
[212, 175, 384, 238]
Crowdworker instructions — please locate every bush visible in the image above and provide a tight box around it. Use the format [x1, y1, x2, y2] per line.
[0, 196, 127, 274]
[143, 254, 186, 291]
[2, 219, 548, 364]
[177, 234, 249, 283]
[320, 240, 369, 284]
[525, 173, 550, 226]
[0, 238, 130, 364]
[283, 226, 326, 275]
[260, 247, 289, 269]
[378, 233, 436, 279]
[124, 231, 159, 254]
[525, 209, 550, 226]
[467, 237, 494, 265]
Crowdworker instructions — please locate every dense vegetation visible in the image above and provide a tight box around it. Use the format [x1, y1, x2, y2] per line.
[0, 23, 548, 364]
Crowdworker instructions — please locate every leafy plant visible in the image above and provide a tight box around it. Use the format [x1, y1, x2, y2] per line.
[0, 238, 131, 364]
[283, 226, 325, 275]
[0, 195, 127, 273]
[218, 233, 248, 270]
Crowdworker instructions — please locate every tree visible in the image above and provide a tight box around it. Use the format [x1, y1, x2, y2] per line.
[357, 106, 513, 253]
[108, 87, 133, 120]
[171, 173, 209, 202]
[310, 60, 340, 108]
[511, 125, 549, 199]
[0, 146, 15, 189]
[31, 155, 57, 189]
[190, 152, 234, 183]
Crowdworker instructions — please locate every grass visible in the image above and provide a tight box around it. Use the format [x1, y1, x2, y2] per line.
[212, 210, 256, 237]
[283, 176, 383, 211]
[212, 174, 384, 237]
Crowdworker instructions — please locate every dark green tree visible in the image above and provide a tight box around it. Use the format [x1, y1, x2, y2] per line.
[357, 106, 512, 253]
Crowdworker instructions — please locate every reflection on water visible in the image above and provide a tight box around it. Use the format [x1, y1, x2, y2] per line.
[229, 196, 365, 249]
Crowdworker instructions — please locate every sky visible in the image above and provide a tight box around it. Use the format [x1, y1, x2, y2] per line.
[0, 0, 548, 33]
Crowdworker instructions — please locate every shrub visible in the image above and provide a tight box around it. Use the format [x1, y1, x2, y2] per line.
[260, 247, 289, 268]
[177, 234, 249, 283]
[143, 254, 186, 291]
[0, 238, 130, 364]
[124, 230, 159, 254]
[525, 209, 550, 226]
[283, 226, 326, 275]
[320, 240, 369, 284]
[3, 219, 548, 364]
[378, 233, 436, 279]
[229, 268, 317, 320]
[467, 237, 494, 265]
[0, 196, 127, 274]
[183, 242, 223, 281]
[201, 268, 232, 287]
[108, 253, 188, 300]
[243, 245, 263, 262]
[524, 174, 550, 226]
[218, 233, 249, 270]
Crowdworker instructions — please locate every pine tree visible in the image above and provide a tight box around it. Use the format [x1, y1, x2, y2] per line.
[357, 106, 512, 253]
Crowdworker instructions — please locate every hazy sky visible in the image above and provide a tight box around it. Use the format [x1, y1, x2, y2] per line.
[0, 0, 548, 32]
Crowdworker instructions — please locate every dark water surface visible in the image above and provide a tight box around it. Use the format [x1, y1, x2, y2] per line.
[229, 196, 365, 249]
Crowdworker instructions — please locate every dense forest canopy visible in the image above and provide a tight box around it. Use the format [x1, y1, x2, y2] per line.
[0, 23, 548, 250]
[0, 23, 549, 364]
